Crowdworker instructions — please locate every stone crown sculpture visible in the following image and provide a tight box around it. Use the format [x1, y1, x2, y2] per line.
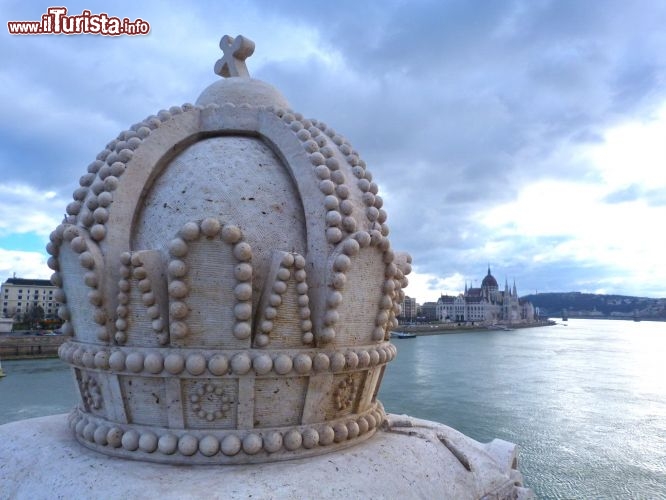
[48, 35, 412, 464]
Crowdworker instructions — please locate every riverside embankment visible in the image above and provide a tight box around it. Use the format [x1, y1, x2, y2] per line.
[0, 321, 556, 359]
[0, 333, 66, 359]
[396, 320, 555, 336]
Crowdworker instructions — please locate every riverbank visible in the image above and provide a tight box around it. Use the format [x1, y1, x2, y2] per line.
[395, 320, 556, 336]
[0, 333, 66, 360]
[0, 320, 557, 359]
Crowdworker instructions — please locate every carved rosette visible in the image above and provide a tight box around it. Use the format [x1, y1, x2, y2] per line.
[50, 35, 411, 464]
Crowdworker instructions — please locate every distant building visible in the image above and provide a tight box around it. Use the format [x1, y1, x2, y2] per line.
[436, 267, 536, 325]
[1, 277, 60, 320]
[398, 295, 417, 323]
[420, 301, 439, 322]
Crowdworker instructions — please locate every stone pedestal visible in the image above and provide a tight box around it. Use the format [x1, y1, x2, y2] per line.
[0, 413, 533, 499]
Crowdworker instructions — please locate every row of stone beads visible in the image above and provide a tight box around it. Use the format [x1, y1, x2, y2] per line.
[49, 276, 74, 336]
[271, 109, 351, 246]
[377, 240, 399, 341]
[69, 406, 384, 457]
[314, 121, 389, 236]
[388, 259, 412, 334]
[283, 114, 376, 244]
[319, 236, 359, 343]
[67, 104, 196, 237]
[115, 257, 132, 345]
[78, 372, 103, 410]
[212, 100, 400, 344]
[255, 252, 313, 348]
[308, 123, 353, 244]
[58, 343, 397, 377]
[47, 224, 108, 341]
[382, 239, 409, 336]
[205, 101, 255, 112]
[382, 253, 413, 340]
[167, 219, 252, 342]
[114, 252, 168, 346]
[320, 231, 395, 343]
[383, 276, 401, 341]
[69, 131, 137, 233]
[387, 275, 406, 339]
[46, 228, 70, 335]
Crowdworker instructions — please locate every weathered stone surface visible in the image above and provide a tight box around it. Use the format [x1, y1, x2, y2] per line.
[48, 34, 412, 464]
[37, 34, 532, 498]
[0, 414, 533, 499]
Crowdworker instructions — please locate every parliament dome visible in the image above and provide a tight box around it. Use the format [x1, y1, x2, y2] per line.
[481, 267, 498, 289]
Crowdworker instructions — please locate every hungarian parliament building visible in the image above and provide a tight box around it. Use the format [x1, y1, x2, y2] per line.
[438, 267, 537, 324]
[402, 267, 538, 325]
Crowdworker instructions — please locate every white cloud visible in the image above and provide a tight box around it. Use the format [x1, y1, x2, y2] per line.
[0, 249, 50, 283]
[478, 105, 666, 296]
[584, 102, 666, 188]
[3, 0, 666, 299]
[404, 268, 466, 303]
[0, 184, 65, 238]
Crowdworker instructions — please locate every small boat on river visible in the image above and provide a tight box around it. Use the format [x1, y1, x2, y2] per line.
[391, 331, 416, 339]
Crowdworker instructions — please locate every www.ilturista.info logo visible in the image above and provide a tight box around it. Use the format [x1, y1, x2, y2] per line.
[7, 7, 150, 36]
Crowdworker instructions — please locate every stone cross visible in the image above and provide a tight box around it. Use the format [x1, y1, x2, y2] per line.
[214, 34, 255, 78]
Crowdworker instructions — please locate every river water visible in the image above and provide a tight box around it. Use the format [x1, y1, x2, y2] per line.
[1, 319, 664, 498]
[381, 319, 666, 498]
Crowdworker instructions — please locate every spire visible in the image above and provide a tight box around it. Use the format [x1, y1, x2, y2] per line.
[487, 264, 491, 276]
[512, 279, 517, 297]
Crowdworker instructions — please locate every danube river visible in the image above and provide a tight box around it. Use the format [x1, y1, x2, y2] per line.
[1, 319, 664, 498]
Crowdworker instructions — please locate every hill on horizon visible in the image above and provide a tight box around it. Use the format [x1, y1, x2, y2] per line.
[521, 292, 666, 319]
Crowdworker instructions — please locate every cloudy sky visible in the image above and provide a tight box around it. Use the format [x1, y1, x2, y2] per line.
[2, 0, 666, 303]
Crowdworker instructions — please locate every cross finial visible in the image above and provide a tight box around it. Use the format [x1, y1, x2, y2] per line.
[214, 35, 255, 78]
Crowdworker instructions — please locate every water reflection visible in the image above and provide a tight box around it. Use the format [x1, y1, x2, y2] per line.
[1, 321, 664, 497]
[380, 320, 666, 498]
[0, 358, 78, 425]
